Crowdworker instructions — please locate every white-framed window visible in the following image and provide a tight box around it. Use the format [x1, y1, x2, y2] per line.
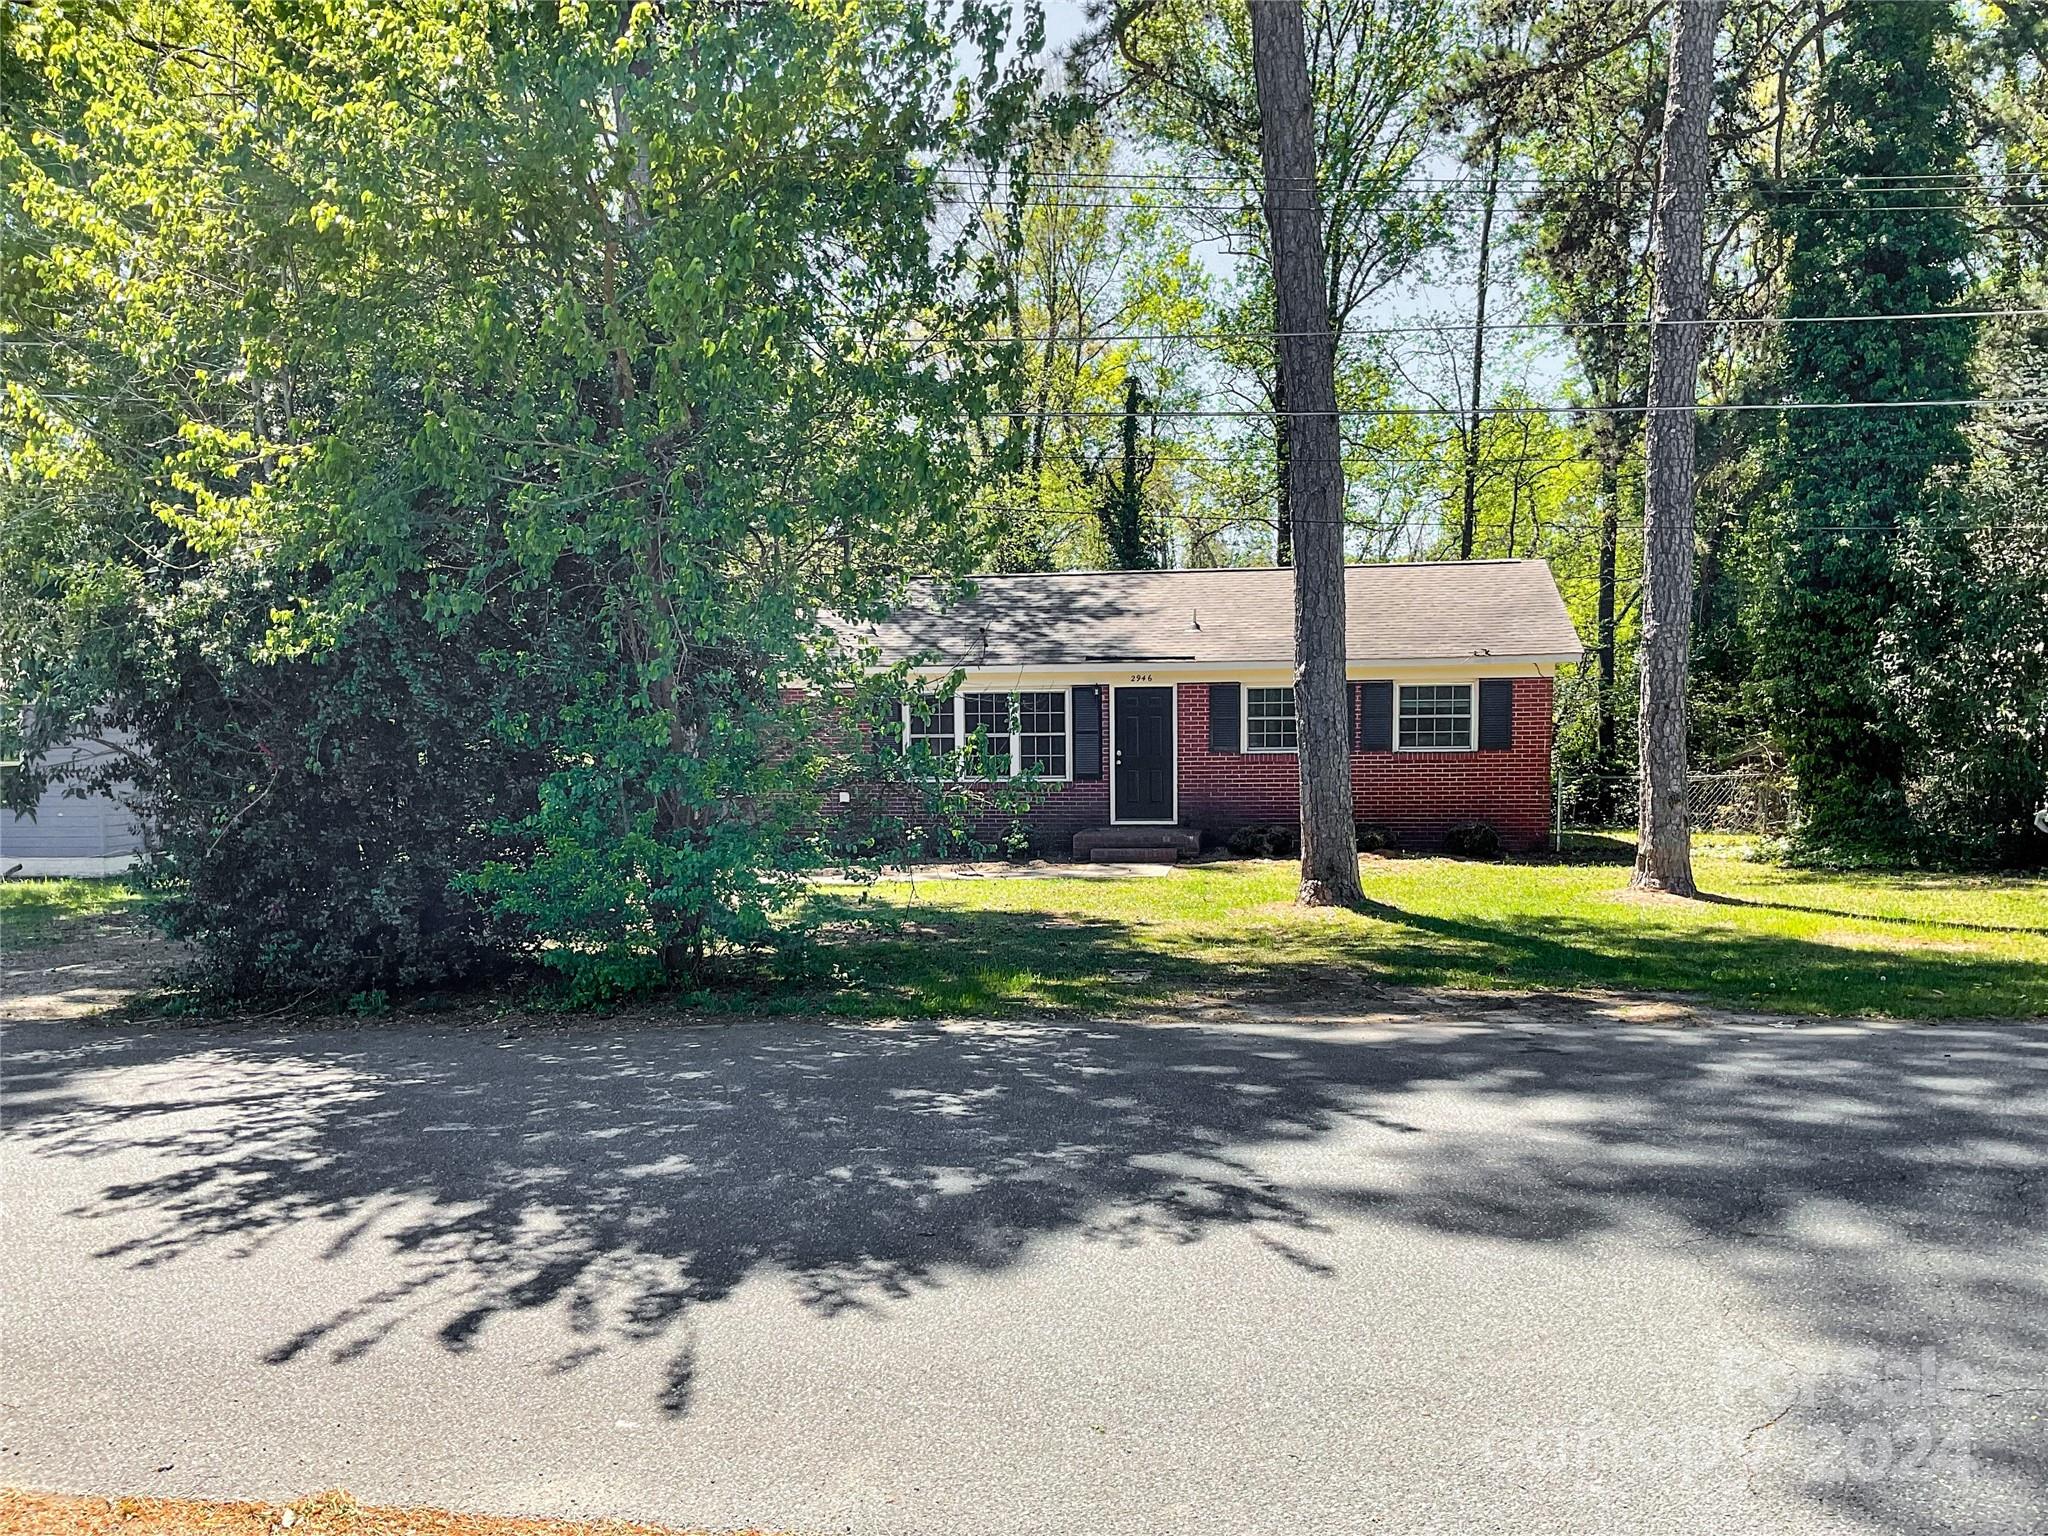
[1017, 691, 1068, 777]
[906, 695, 957, 757]
[903, 691, 1069, 780]
[963, 692, 1014, 779]
[1245, 686, 1298, 752]
[1398, 683, 1475, 751]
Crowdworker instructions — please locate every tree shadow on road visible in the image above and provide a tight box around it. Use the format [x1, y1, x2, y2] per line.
[7, 944, 2048, 1532]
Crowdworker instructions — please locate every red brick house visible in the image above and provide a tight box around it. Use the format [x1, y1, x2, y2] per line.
[844, 560, 1583, 856]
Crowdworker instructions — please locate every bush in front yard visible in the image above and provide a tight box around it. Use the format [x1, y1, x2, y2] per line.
[126, 581, 558, 998]
[1442, 821, 1503, 859]
[1226, 823, 1302, 858]
[1355, 823, 1397, 854]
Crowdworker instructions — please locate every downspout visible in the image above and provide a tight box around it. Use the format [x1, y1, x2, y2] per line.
[1551, 665, 1564, 854]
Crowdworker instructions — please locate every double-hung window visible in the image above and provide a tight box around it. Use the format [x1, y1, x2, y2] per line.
[1016, 692, 1068, 777]
[1397, 683, 1474, 751]
[1245, 686, 1298, 752]
[906, 696, 956, 760]
[963, 692, 1014, 779]
[903, 691, 1069, 779]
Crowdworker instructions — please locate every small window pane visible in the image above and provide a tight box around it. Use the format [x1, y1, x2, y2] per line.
[964, 692, 1013, 778]
[907, 696, 955, 754]
[1017, 691, 1067, 777]
[1246, 686, 1298, 752]
[1398, 684, 1473, 750]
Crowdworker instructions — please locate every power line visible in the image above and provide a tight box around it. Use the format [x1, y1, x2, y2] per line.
[1028, 396, 2048, 421]
[941, 176, 2039, 203]
[982, 502, 2048, 537]
[948, 163, 2025, 187]
[888, 306, 2048, 347]
[933, 171, 2046, 203]
[935, 192, 2046, 217]
[13, 307, 2039, 359]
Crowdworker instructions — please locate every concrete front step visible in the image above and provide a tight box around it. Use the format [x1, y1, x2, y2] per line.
[1072, 826, 1202, 858]
[1088, 846, 1179, 864]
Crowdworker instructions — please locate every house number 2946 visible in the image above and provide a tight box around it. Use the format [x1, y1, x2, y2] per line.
[1129, 673, 1154, 682]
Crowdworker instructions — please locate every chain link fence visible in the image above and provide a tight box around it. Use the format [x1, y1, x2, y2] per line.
[1556, 769, 1791, 854]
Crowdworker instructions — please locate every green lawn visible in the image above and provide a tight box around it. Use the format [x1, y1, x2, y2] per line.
[10, 856, 2047, 1023]
[0, 876, 142, 950]
[795, 846, 2048, 1021]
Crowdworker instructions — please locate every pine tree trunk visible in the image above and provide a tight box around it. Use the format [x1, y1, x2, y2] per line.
[1102, 372, 1149, 568]
[1594, 423, 1621, 815]
[1459, 143, 1501, 562]
[1273, 374, 1293, 566]
[1250, 0, 1361, 907]
[1631, 0, 1720, 898]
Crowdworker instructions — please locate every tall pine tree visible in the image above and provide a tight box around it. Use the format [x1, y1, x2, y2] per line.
[1766, 2, 1977, 850]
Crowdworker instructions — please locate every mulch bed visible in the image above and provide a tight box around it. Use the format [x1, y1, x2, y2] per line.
[0, 1489, 773, 1536]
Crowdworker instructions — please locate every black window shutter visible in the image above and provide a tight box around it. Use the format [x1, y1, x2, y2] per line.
[1478, 679, 1514, 750]
[1072, 685, 1104, 780]
[1358, 680, 1394, 752]
[1348, 682, 1362, 750]
[1208, 683, 1241, 753]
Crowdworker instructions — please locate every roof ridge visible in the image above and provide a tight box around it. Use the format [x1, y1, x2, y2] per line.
[915, 558, 1537, 581]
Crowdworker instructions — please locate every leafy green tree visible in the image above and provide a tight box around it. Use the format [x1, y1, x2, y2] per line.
[1509, 25, 1659, 807]
[3, 0, 1039, 995]
[1970, 5, 2048, 283]
[1101, 0, 1461, 561]
[1421, 395, 1598, 563]
[1880, 298, 2048, 862]
[1764, 1, 1978, 851]
[980, 125, 1212, 569]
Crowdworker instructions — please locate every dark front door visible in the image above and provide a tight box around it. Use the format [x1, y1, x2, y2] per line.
[1113, 686, 1175, 823]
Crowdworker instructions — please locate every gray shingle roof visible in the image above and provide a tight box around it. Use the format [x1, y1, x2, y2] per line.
[847, 560, 1583, 668]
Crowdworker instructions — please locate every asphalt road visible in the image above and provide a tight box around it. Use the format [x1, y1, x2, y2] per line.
[4, 987, 2046, 1535]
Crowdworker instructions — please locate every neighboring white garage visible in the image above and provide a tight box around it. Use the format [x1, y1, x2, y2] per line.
[1, 737, 143, 877]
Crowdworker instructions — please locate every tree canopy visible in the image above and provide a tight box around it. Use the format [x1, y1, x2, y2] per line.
[3, 0, 2044, 1002]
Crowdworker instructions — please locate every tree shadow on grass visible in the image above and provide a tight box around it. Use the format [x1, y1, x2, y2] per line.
[809, 887, 2048, 1020]
[6, 905, 2048, 1532]
[1332, 896, 2048, 1018]
[1697, 890, 2048, 938]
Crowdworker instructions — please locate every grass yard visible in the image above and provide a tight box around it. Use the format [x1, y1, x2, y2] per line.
[12, 851, 2047, 1023]
[0, 878, 141, 950]
[797, 844, 2048, 1021]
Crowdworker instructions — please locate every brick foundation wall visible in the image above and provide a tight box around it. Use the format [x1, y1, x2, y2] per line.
[1178, 677, 1554, 852]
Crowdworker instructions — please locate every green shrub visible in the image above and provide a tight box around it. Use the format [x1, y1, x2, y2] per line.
[1226, 822, 1301, 858]
[124, 582, 558, 998]
[1355, 823, 1397, 854]
[1442, 821, 1503, 859]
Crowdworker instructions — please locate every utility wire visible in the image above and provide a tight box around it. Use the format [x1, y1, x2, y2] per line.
[1026, 396, 2048, 421]
[887, 306, 2048, 347]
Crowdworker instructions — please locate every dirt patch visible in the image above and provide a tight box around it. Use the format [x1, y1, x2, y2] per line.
[843, 859, 1175, 883]
[1813, 927, 1989, 955]
[0, 916, 168, 1025]
[0, 1488, 768, 1536]
[1603, 886, 1715, 913]
[1246, 900, 1365, 925]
